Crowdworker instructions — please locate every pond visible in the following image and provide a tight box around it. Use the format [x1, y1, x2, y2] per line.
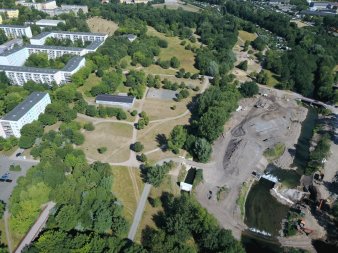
[245, 178, 290, 236]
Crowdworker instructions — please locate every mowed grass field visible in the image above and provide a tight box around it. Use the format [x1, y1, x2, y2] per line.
[238, 30, 257, 42]
[80, 122, 133, 163]
[87, 17, 119, 35]
[111, 166, 143, 223]
[147, 26, 198, 73]
[143, 98, 188, 121]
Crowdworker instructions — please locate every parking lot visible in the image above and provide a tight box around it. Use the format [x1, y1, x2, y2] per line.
[0, 155, 38, 203]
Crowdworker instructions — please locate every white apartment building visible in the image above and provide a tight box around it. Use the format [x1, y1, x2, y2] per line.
[30, 31, 108, 45]
[15, 0, 57, 11]
[0, 92, 51, 138]
[0, 25, 33, 38]
[0, 56, 86, 86]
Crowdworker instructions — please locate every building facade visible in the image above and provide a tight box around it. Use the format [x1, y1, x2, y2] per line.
[0, 9, 20, 19]
[0, 92, 51, 138]
[30, 31, 108, 45]
[0, 56, 86, 86]
[0, 25, 33, 38]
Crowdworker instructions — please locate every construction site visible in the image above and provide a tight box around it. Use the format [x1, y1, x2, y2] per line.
[194, 87, 338, 251]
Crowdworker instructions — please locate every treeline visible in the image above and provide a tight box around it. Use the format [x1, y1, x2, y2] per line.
[166, 80, 241, 162]
[223, 0, 338, 103]
[142, 194, 245, 253]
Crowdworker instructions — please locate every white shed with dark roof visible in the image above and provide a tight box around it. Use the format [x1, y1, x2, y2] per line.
[96, 94, 135, 109]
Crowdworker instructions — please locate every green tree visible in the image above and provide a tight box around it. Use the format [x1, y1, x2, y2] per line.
[192, 138, 212, 163]
[143, 162, 173, 187]
[237, 60, 248, 71]
[133, 142, 144, 152]
[55, 205, 79, 231]
[239, 81, 259, 97]
[170, 57, 180, 68]
[168, 125, 187, 154]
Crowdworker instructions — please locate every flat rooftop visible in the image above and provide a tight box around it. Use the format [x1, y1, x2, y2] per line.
[1, 92, 49, 121]
[36, 19, 65, 26]
[96, 94, 135, 104]
[0, 24, 29, 29]
[0, 56, 84, 74]
[31, 31, 107, 40]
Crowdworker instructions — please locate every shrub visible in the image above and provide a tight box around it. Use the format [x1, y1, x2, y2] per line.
[130, 110, 138, 116]
[132, 142, 144, 152]
[83, 122, 95, 131]
[9, 164, 21, 172]
[98, 147, 107, 154]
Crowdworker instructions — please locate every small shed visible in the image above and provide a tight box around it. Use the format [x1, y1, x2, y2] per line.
[180, 182, 193, 192]
[126, 34, 137, 42]
[96, 94, 135, 109]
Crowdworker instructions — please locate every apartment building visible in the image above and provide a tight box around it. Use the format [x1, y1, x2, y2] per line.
[0, 56, 86, 86]
[30, 31, 108, 45]
[0, 9, 20, 19]
[25, 19, 66, 29]
[15, 0, 57, 10]
[0, 25, 32, 38]
[0, 38, 23, 54]
[0, 92, 51, 138]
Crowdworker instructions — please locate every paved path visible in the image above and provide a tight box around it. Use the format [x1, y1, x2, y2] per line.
[14, 202, 55, 253]
[127, 183, 152, 241]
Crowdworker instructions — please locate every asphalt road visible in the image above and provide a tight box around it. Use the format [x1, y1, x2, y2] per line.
[0, 155, 38, 203]
[127, 183, 152, 241]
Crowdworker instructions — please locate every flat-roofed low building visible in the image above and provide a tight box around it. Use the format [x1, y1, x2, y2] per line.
[25, 19, 66, 29]
[96, 94, 135, 108]
[0, 92, 51, 138]
[0, 25, 32, 38]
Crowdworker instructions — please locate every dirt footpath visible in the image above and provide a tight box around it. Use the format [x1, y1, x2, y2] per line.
[195, 94, 307, 239]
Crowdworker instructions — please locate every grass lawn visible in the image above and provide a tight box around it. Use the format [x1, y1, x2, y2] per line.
[263, 69, 279, 87]
[238, 30, 257, 42]
[135, 175, 180, 243]
[147, 26, 198, 73]
[143, 98, 188, 121]
[111, 166, 143, 223]
[137, 114, 190, 153]
[0, 218, 8, 246]
[80, 122, 133, 163]
[78, 73, 101, 98]
[87, 17, 119, 35]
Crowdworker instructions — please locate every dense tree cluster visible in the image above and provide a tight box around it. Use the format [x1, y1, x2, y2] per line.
[305, 134, 331, 175]
[142, 194, 245, 253]
[98, 3, 238, 77]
